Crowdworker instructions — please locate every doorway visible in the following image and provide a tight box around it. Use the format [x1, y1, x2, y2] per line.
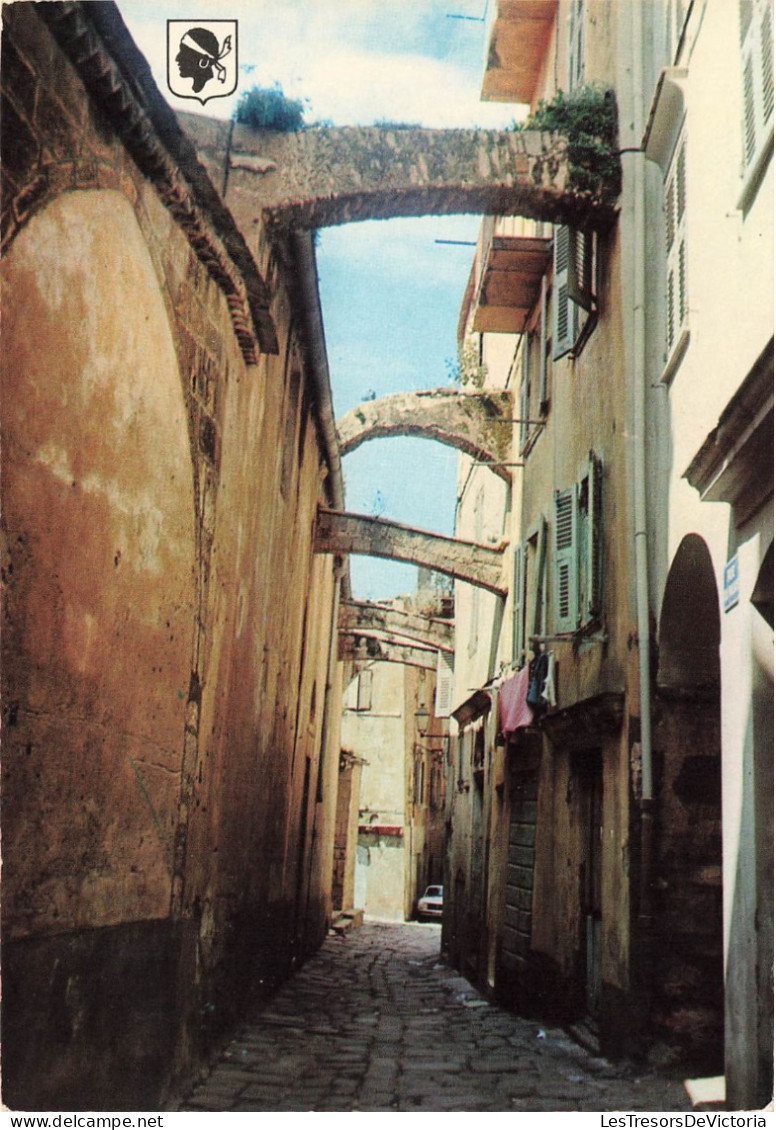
[576, 751, 603, 1022]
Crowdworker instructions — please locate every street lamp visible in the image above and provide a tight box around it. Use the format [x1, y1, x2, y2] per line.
[415, 704, 430, 737]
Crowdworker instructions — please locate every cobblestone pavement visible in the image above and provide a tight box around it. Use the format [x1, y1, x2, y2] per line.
[181, 921, 693, 1113]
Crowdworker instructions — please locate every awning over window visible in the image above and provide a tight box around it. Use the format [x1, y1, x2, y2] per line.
[481, 0, 558, 105]
[472, 234, 552, 335]
[452, 689, 492, 728]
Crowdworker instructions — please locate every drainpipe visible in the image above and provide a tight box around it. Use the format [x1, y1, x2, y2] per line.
[629, 4, 656, 970]
[289, 230, 346, 515]
[288, 230, 350, 812]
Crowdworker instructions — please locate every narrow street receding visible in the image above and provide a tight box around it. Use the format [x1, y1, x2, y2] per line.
[181, 922, 691, 1113]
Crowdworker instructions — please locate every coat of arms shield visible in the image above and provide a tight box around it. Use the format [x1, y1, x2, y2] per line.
[167, 20, 238, 105]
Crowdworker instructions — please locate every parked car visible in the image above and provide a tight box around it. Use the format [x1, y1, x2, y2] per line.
[417, 884, 443, 922]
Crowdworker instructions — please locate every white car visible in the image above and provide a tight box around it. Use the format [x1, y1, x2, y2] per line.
[417, 884, 443, 922]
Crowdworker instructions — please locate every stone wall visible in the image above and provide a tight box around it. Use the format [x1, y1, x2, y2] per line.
[1, 3, 341, 1110]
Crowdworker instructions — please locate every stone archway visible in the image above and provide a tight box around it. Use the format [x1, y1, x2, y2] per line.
[336, 389, 513, 482]
[654, 534, 724, 1071]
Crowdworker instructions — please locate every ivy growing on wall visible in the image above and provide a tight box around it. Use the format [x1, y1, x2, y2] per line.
[514, 84, 621, 204]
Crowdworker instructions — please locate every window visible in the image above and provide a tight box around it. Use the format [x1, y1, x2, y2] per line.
[569, 0, 585, 90]
[665, 0, 690, 64]
[512, 542, 527, 665]
[664, 134, 688, 360]
[434, 652, 454, 718]
[414, 757, 426, 806]
[468, 486, 485, 657]
[553, 454, 603, 634]
[553, 226, 597, 360]
[740, 0, 774, 179]
[518, 280, 550, 453]
[356, 667, 372, 711]
[512, 519, 548, 665]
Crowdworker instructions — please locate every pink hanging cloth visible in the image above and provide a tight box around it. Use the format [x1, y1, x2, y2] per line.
[498, 666, 535, 733]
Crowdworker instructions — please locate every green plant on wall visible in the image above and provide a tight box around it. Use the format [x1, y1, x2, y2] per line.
[514, 84, 621, 204]
[234, 83, 307, 131]
[446, 340, 488, 389]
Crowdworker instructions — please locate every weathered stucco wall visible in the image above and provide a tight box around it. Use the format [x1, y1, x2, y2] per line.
[1, 3, 342, 1110]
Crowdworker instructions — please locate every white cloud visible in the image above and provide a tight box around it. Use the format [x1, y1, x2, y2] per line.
[119, 0, 517, 127]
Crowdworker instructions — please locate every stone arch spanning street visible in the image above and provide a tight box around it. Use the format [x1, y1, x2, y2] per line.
[336, 389, 514, 482]
[181, 114, 620, 242]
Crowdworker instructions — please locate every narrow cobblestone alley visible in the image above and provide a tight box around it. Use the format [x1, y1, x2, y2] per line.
[181, 922, 692, 1113]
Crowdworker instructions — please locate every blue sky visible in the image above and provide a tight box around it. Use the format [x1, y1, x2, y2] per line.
[120, 0, 516, 599]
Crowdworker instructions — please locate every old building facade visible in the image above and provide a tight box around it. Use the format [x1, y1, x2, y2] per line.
[444, 0, 772, 1110]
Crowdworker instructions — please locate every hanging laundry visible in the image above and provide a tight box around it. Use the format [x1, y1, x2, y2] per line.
[527, 652, 550, 713]
[498, 665, 534, 733]
[541, 652, 557, 707]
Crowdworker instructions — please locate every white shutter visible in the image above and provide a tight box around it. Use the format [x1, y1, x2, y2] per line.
[664, 136, 687, 355]
[356, 667, 372, 711]
[741, 0, 774, 174]
[553, 226, 576, 360]
[434, 652, 454, 718]
[554, 486, 578, 634]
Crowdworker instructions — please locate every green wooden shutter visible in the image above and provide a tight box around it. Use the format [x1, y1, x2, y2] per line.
[553, 226, 576, 360]
[512, 542, 526, 665]
[568, 229, 595, 313]
[554, 487, 578, 634]
[586, 453, 603, 621]
[534, 516, 548, 638]
[539, 275, 549, 408]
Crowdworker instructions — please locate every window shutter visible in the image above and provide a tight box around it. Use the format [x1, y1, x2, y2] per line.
[434, 652, 454, 718]
[357, 667, 373, 711]
[553, 227, 576, 359]
[568, 229, 595, 313]
[534, 516, 549, 638]
[512, 542, 526, 664]
[586, 454, 603, 621]
[665, 136, 688, 355]
[554, 487, 578, 634]
[741, 0, 774, 173]
[519, 336, 530, 451]
[569, 0, 585, 89]
[539, 275, 549, 407]
[762, 2, 774, 120]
